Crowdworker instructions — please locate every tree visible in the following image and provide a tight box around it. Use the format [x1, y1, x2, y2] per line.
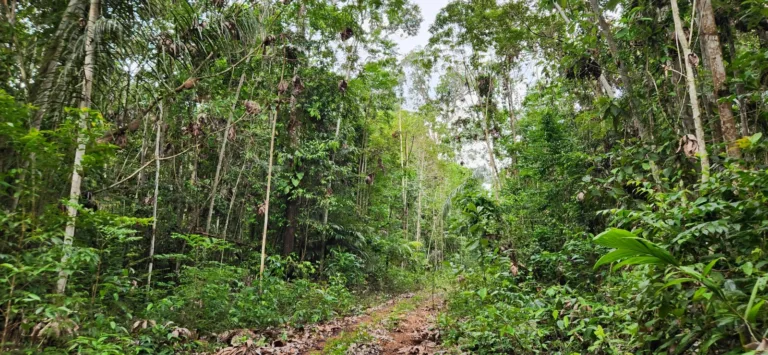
[56, 0, 100, 295]
[697, 0, 741, 159]
[671, 0, 710, 182]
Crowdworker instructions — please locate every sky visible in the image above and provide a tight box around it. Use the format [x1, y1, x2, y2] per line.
[396, 0, 452, 56]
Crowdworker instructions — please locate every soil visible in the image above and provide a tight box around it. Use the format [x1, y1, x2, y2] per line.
[211, 291, 454, 355]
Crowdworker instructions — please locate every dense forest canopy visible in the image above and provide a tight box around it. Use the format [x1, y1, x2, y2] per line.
[1, 0, 768, 353]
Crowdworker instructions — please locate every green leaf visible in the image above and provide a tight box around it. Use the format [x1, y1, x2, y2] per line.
[747, 300, 764, 322]
[742, 262, 754, 276]
[477, 288, 487, 300]
[593, 228, 679, 266]
[699, 333, 725, 353]
[23, 293, 41, 302]
[594, 249, 640, 269]
[692, 287, 709, 301]
[611, 256, 666, 271]
[746, 277, 767, 323]
[657, 278, 696, 294]
[703, 258, 721, 277]
[595, 325, 605, 340]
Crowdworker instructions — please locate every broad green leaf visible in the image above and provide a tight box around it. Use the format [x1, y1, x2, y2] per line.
[742, 262, 754, 276]
[611, 256, 666, 271]
[699, 333, 725, 353]
[659, 278, 696, 291]
[594, 249, 640, 269]
[593, 228, 679, 266]
[703, 258, 721, 277]
[692, 287, 708, 301]
[747, 300, 764, 322]
[477, 288, 487, 300]
[746, 277, 767, 322]
[595, 325, 605, 340]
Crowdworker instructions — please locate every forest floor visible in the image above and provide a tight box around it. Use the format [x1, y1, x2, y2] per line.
[309, 290, 452, 355]
[213, 289, 456, 354]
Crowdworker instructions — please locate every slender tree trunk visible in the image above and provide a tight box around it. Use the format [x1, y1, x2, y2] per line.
[282, 197, 298, 255]
[136, 116, 149, 199]
[415, 152, 424, 243]
[259, 107, 278, 282]
[31, 0, 83, 128]
[146, 106, 162, 291]
[221, 161, 246, 263]
[320, 114, 343, 273]
[589, 0, 643, 136]
[502, 74, 518, 176]
[399, 110, 409, 235]
[697, 0, 741, 159]
[554, 1, 615, 97]
[206, 73, 245, 232]
[483, 89, 501, 198]
[725, 20, 750, 137]
[671, 0, 710, 182]
[589, 0, 661, 183]
[56, 0, 99, 294]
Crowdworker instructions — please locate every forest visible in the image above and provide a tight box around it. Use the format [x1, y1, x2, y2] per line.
[1, 0, 768, 353]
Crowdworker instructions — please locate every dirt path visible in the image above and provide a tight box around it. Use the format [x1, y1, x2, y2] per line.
[212, 291, 453, 355]
[310, 291, 450, 355]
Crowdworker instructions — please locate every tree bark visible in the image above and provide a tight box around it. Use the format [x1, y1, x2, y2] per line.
[697, 0, 741, 158]
[724, 20, 750, 137]
[554, 1, 615, 98]
[415, 152, 424, 243]
[320, 114, 343, 273]
[399, 110, 409, 234]
[221, 160, 247, 263]
[56, 0, 99, 295]
[482, 84, 501, 198]
[589, 0, 645, 137]
[146, 106, 162, 291]
[206, 73, 245, 232]
[282, 196, 298, 255]
[31, 0, 83, 128]
[671, 0, 710, 182]
[259, 107, 278, 283]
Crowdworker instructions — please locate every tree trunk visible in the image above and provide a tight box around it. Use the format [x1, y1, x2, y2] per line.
[282, 196, 298, 255]
[724, 20, 750, 137]
[589, 0, 644, 137]
[671, 0, 710, 182]
[259, 107, 278, 282]
[399, 110, 409, 234]
[31, 0, 83, 128]
[554, 1, 615, 98]
[56, 0, 99, 295]
[414, 152, 424, 243]
[206, 73, 245, 232]
[482, 87, 501, 198]
[221, 161, 246, 263]
[146, 106, 162, 291]
[697, 0, 741, 159]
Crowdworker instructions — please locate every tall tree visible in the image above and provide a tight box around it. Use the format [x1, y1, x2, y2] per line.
[697, 0, 741, 159]
[206, 73, 246, 233]
[671, 0, 710, 182]
[56, 0, 100, 294]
